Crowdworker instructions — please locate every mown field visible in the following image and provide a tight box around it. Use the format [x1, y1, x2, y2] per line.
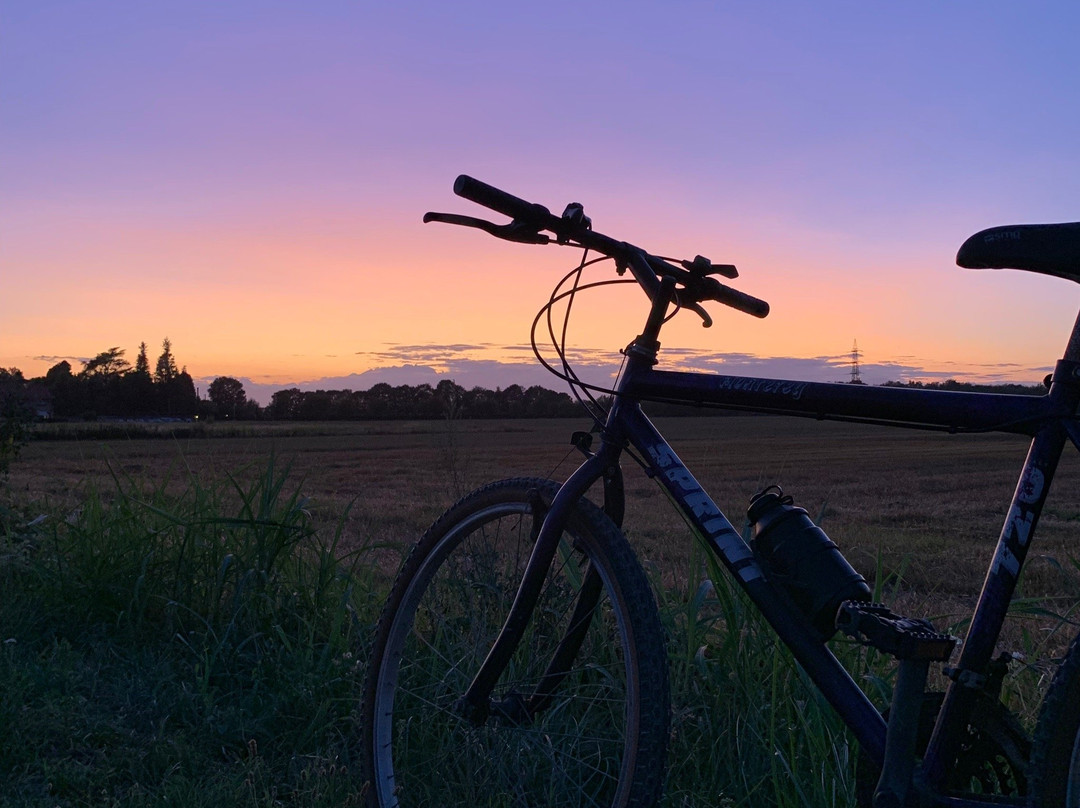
[3, 415, 1080, 806]
[17, 415, 1080, 600]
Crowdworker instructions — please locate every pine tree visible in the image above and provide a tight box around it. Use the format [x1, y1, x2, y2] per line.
[155, 337, 178, 384]
[134, 342, 151, 377]
[126, 341, 155, 415]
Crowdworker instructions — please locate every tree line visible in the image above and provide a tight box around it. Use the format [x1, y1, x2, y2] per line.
[881, 378, 1045, 395]
[10, 339, 202, 420]
[0, 340, 585, 431]
[2, 339, 1049, 441]
[264, 380, 582, 420]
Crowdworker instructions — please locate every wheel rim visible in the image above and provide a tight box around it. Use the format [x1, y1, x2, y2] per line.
[370, 500, 638, 807]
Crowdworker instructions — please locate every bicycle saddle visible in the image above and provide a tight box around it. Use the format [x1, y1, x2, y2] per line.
[957, 222, 1080, 283]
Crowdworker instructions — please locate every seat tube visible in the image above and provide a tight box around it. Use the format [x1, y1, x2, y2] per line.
[922, 356, 1080, 788]
[1064, 305, 1080, 362]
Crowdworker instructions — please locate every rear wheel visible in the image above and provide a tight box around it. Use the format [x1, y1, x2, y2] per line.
[361, 478, 669, 807]
[1029, 630, 1080, 806]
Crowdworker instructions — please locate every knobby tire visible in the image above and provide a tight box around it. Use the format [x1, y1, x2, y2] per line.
[360, 478, 670, 808]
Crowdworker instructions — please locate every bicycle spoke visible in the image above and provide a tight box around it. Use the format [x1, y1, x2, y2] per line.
[363, 482, 667, 807]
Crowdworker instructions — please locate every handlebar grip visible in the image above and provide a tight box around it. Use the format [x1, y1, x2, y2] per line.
[454, 175, 553, 224]
[708, 279, 770, 318]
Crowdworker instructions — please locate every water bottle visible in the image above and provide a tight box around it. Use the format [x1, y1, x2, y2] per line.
[748, 486, 872, 638]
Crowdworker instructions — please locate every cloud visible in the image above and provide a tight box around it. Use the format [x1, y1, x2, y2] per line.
[193, 343, 1050, 406]
[652, 349, 1052, 387]
[34, 354, 88, 365]
[354, 343, 536, 370]
[34, 354, 89, 366]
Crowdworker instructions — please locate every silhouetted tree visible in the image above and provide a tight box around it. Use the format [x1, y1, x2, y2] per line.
[150, 340, 197, 416]
[501, 384, 524, 417]
[208, 376, 247, 419]
[43, 361, 79, 417]
[365, 383, 393, 419]
[124, 342, 155, 414]
[134, 342, 151, 376]
[45, 360, 72, 384]
[436, 380, 466, 419]
[464, 386, 497, 418]
[81, 347, 130, 378]
[167, 369, 199, 417]
[155, 338, 178, 385]
[268, 388, 303, 420]
[255, 381, 587, 421]
[882, 379, 1043, 395]
[79, 347, 130, 415]
[523, 385, 578, 417]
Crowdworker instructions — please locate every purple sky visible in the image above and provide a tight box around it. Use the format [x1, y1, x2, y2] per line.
[4, 2, 1080, 404]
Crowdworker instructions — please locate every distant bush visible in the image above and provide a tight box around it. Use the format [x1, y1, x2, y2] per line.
[0, 368, 32, 474]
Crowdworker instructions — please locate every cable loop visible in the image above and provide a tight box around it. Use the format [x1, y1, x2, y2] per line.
[530, 253, 633, 429]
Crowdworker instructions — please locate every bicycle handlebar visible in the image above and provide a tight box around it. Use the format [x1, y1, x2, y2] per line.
[436, 174, 770, 321]
[701, 278, 771, 319]
[454, 175, 551, 224]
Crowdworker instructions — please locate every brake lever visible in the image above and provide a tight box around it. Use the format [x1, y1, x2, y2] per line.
[423, 212, 550, 245]
[674, 293, 713, 328]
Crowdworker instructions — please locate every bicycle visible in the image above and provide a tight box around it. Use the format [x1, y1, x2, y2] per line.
[360, 176, 1080, 807]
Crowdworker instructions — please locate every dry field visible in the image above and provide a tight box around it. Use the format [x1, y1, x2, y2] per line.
[6, 414, 1079, 806]
[10, 414, 1080, 627]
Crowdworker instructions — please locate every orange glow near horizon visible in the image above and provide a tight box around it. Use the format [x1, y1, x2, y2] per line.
[6, 214, 1075, 389]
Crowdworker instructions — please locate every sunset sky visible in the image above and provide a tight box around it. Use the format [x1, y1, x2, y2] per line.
[4, 2, 1080, 403]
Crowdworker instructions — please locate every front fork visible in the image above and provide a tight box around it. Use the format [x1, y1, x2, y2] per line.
[454, 440, 624, 725]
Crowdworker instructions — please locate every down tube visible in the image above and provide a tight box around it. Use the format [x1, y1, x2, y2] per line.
[619, 404, 887, 764]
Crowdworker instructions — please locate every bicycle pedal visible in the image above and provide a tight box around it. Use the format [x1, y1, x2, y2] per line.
[835, 601, 958, 661]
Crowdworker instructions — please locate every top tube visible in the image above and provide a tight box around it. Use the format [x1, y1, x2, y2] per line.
[620, 362, 1078, 436]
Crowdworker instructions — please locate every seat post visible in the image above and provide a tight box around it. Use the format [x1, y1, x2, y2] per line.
[1065, 305, 1080, 362]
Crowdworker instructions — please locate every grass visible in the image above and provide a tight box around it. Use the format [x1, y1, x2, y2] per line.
[659, 540, 864, 807]
[1, 455, 378, 807]
[3, 416, 1079, 805]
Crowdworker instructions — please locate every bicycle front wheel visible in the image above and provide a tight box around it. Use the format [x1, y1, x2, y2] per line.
[361, 478, 669, 808]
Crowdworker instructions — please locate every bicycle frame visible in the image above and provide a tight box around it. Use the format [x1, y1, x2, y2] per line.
[458, 292, 1080, 806]
[625, 361, 1080, 794]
